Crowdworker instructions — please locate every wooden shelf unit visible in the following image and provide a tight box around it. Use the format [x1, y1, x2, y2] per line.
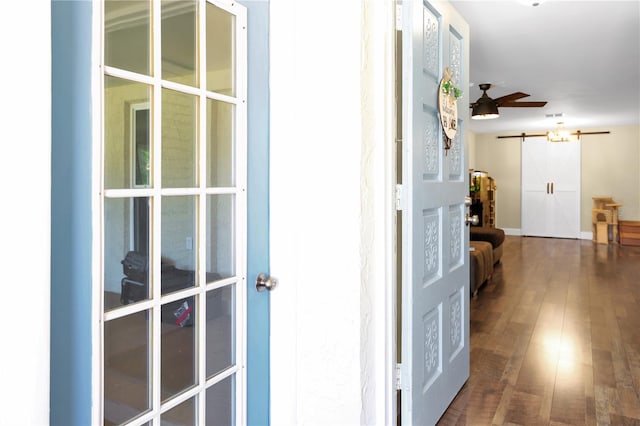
[469, 170, 496, 228]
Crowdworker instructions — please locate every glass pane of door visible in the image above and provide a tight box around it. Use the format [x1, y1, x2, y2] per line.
[104, 76, 152, 190]
[161, 195, 197, 295]
[104, 197, 151, 311]
[101, 1, 246, 424]
[206, 194, 235, 280]
[206, 376, 235, 426]
[206, 3, 235, 96]
[105, 0, 152, 75]
[163, 90, 198, 188]
[161, 308, 197, 401]
[162, 396, 197, 426]
[206, 99, 235, 187]
[162, 0, 198, 87]
[104, 311, 152, 425]
[206, 286, 235, 377]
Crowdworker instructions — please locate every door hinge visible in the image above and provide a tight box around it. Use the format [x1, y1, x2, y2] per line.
[396, 363, 402, 390]
[395, 184, 404, 211]
[395, 4, 402, 31]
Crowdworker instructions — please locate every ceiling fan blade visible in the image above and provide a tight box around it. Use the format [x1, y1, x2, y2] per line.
[494, 92, 529, 105]
[500, 101, 548, 108]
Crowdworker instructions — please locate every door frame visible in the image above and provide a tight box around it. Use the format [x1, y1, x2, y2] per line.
[269, 1, 398, 423]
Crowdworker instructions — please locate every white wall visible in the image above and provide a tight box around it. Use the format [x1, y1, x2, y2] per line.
[467, 129, 476, 170]
[0, 2, 50, 424]
[270, 0, 394, 424]
[580, 126, 640, 227]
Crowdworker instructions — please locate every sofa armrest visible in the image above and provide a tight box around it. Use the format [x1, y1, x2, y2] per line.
[470, 226, 505, 249]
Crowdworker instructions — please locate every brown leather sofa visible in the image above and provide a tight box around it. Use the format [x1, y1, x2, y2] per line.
[469, 227, 505, 295]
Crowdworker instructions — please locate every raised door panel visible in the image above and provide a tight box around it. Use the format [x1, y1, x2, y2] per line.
[522, 191, 550, 237]
[522, 137, 550, 236]
[550, 190, 580, 238]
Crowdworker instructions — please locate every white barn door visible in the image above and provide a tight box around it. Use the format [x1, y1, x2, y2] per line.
[522, 137, 581, 239]
[400, 1, 470, 424]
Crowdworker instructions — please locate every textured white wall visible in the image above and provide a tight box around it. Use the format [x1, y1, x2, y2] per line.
[270, 0, 393, 424]
[359, 1, 396, 424]
[0, 2, 50, 424]
[270, 2, 363, 423]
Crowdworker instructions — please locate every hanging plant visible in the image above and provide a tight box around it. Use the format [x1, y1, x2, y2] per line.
[438, 67, 462, 153]
[441, 79, 463, 100]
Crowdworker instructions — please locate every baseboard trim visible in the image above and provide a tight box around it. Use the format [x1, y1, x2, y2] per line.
[502, 228, 521, 236]
[503, 229, 593, 240]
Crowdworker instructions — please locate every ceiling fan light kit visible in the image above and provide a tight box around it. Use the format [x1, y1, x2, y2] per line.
[469, 86, 609, 142]
[470, 83, 547, 120]
[471, 98, 499, 120]
[471, 83, 499, 120]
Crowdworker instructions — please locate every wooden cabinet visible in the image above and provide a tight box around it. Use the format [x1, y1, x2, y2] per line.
[469, 170, 496, 228]
[620, 220, 640, 246]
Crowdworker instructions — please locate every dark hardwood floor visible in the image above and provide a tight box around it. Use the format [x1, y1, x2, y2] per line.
[439, 236, 640, 426]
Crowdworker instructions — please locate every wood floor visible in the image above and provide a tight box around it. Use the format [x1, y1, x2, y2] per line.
[438, 236, 640, 426]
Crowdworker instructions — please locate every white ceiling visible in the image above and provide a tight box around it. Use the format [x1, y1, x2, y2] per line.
[449, 0, 640, 134]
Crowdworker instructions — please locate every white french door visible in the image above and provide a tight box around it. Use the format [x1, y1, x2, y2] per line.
[400, 1, 470, 424]
[99, 1, 247, 424]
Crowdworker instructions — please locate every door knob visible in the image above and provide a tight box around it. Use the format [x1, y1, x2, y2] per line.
[256, 273, 278, 292]
[465, 214, 479, 226]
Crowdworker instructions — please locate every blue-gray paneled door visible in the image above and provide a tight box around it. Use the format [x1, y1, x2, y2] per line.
[51, 1, 271, 424]
[400, 1, 470, 424]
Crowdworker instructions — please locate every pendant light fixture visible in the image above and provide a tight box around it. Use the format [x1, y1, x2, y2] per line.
[546, 122, 575, 142]
[470, 84, 499, 120]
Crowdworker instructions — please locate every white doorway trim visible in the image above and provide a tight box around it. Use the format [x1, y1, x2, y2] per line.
[269, 0, 397, 423]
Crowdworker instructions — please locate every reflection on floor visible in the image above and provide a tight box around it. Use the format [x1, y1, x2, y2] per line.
[103, 291, 233, 426]
[438, 236, 640, 425]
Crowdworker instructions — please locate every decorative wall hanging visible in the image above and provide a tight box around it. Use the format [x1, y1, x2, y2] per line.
[438, 67, 462, 154]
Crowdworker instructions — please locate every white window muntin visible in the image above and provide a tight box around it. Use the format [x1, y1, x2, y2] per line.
[97, 0, 248, 423]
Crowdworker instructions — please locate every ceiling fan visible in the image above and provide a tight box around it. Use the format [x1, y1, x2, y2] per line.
[470, 83, 547, 120]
